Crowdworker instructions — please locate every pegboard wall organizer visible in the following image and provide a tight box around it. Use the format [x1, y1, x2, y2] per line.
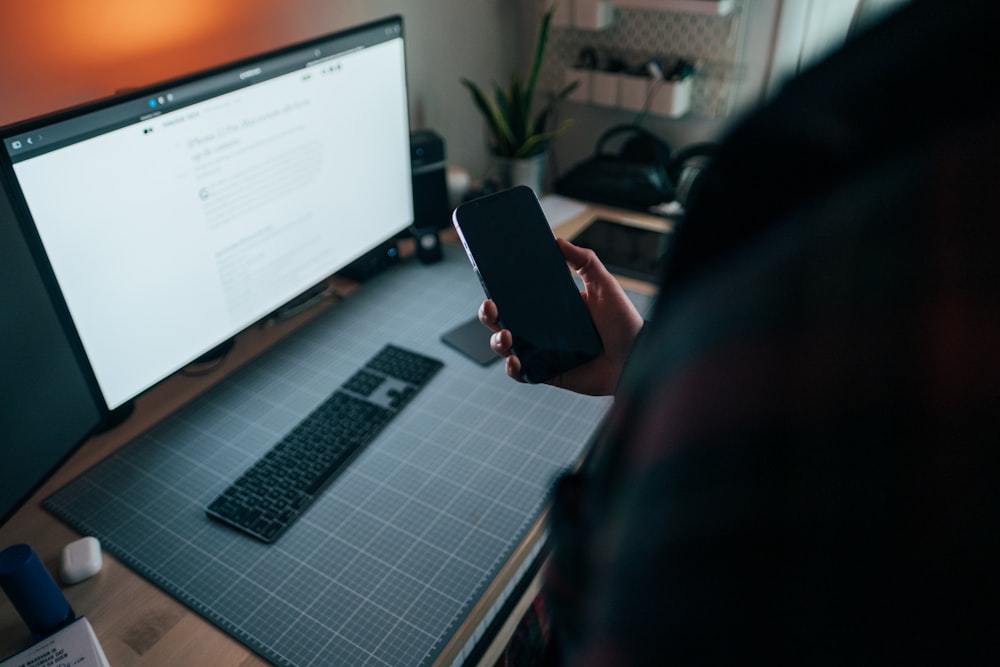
[540, 0, 744, 119]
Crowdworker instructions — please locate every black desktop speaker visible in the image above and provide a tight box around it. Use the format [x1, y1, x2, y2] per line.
[410, 129, 447, 263]
[410, 129, 448, 228]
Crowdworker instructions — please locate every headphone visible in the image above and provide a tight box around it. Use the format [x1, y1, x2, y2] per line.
[595, 124, 672, 167]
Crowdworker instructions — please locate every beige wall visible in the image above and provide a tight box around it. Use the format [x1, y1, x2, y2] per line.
[0, 0, 519, 178]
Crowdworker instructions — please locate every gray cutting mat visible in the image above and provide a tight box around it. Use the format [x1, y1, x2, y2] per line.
[44, 244, 654, 667]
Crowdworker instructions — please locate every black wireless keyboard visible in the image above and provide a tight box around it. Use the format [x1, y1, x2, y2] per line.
[206, 344, 443, 542]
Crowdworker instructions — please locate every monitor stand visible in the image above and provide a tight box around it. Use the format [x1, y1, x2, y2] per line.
[192, 338, 236, 365]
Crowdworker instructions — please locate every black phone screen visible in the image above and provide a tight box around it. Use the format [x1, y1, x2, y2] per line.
[452, 186, 603, 383]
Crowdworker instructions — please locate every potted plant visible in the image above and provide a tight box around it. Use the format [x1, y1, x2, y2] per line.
[461, 4, 579, 193]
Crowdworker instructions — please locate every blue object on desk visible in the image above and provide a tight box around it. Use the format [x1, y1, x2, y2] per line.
[0, 544, 75, 638]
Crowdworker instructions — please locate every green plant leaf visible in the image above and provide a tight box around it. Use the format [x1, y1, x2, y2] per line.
[531, 80, 579, 137]
[514, 118, 574, 158]
[523, 6, 554, 123]
[493, 83, 516, 154]
[463, 78, 505, 152]
[507, 76, 527, 147]
[460, 5, 573, 158]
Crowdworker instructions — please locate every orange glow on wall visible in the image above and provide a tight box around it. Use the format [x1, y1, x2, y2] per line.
[23, 1, 231, 66]
[0, 0, 313, 126]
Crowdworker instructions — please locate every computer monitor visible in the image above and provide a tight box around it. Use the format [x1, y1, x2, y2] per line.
[0, 16, 413, 521]
[1, 15, 413, 414]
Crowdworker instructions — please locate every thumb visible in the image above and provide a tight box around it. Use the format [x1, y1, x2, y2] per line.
[556, 237, 613, 292]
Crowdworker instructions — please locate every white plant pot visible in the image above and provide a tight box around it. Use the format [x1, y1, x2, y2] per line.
[498, 154, 546, 196]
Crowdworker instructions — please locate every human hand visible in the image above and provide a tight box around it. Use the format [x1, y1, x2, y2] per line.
[478, 237, 644, 396]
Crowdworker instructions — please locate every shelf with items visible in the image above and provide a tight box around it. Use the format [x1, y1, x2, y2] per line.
[565, 66, 693, 118]
[613, 0, 735, 15]
[540, 0, 745, 120]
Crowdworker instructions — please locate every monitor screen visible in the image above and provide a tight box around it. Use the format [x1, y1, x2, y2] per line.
[1, 16, 413, 413]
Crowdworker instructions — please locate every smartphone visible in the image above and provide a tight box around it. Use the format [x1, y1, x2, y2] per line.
[452, 185, 603, 383]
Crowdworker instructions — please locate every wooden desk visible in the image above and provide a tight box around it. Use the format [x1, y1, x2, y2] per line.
[0, 201, 668, 666]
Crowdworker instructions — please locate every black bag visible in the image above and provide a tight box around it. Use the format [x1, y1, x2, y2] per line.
[555, 124, 674, 209]
[556, 124, 717, 210]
